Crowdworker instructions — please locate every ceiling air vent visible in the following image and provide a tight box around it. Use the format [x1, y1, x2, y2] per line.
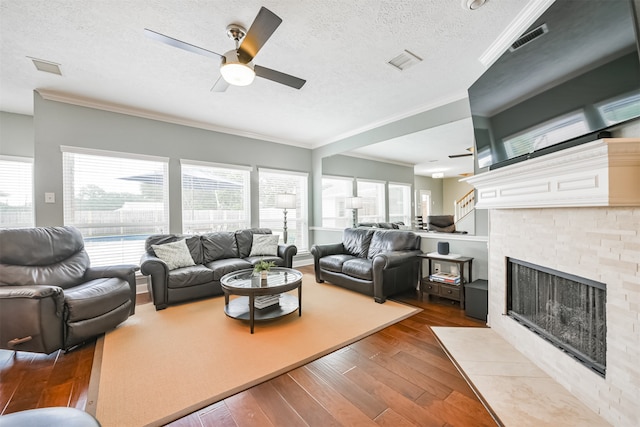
[28, 57, 62, 75]
[387, 50, 423, 71]
[509, 23, 548, 52]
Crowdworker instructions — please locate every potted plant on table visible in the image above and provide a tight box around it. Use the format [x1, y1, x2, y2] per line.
[254, 259, 276, 280]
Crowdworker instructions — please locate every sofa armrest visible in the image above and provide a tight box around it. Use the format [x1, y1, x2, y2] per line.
[85, 264, 139, 314]
[310, 243, 345, 259]
[310, 243, 345, 283]
[139, 252, 170, 310]
[372, 250, 422, 270]
[277, 244, 298, 268]
[0, 285, 65, 353]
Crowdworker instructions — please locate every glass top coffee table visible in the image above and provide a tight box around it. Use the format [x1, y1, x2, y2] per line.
[220, 267, 303, 333]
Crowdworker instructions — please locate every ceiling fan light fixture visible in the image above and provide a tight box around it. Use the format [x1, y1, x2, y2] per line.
[220, 62, 256, 86]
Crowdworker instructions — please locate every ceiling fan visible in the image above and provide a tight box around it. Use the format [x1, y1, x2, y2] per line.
[448, 146, 474, 158]
[144, 7, 306, 92]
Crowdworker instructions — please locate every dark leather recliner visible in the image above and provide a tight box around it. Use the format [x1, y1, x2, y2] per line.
[0, 226, 137, 354]
[310, 228, 422, 303]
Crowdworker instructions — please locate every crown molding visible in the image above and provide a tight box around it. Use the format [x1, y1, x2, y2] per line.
[478, 0, 555, 68]
[337, 151, 414, 168]
[35, 89, 312, 149]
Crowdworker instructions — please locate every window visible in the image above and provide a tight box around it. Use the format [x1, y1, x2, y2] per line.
[321, 176, 353, 228]
[0, 155, 34, 228]
[62, 146, 169, 267]
[596, 90, 640, 126]
[388, 183, 411, 225]
[503, 110, 588, 156]
[356, 179, 386, 223]
[258, 168, 308, 251]
[181, 160, 251, 234]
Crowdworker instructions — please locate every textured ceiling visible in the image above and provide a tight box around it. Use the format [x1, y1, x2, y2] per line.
[0, 0, 533, 176]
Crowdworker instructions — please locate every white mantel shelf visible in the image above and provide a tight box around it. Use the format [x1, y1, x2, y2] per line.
[464, 138, 640, 209]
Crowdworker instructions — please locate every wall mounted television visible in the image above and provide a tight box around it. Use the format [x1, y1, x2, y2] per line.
[468, 0, 640, 170]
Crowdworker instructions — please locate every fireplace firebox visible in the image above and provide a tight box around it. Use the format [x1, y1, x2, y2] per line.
[507, 258, 606, 376]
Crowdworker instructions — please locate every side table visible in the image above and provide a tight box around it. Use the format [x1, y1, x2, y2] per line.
[418, 253, 473, 307]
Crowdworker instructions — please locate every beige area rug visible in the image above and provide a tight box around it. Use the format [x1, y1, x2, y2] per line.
[432, 327, 610, 427]
[87, 275, 420, 427]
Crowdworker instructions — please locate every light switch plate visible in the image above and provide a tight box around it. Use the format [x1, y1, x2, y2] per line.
[45, 192, 55, 203]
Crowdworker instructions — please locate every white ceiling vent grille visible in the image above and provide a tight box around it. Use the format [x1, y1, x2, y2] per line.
[29, 57, 62, 75]
[509, 23, 548, 52]
[387, 50, 423, 71]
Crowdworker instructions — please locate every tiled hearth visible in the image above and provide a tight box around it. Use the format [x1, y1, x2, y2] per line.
[466, 138, 640, 427]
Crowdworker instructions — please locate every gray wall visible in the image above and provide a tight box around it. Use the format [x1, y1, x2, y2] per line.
[32, 93, 312, 231]
[0, 112, 34, 157]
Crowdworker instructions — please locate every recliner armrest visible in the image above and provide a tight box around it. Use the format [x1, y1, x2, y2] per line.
[84, 264, 139, 315]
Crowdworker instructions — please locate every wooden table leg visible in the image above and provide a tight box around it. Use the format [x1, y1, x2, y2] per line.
[249, 294, 255, 334]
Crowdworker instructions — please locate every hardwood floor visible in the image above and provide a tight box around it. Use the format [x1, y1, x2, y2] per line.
[0, 266, 496, 426]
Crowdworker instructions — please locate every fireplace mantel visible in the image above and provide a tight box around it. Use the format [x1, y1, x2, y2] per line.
[464, 138, 640, 209]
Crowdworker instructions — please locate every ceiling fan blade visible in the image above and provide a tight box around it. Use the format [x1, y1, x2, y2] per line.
[144, 28, 222, 60]
[211, 75, 230, 92]
[448, 153, 474, 158]
[237, 7, 282, 63]
[254, 65, 306, 89]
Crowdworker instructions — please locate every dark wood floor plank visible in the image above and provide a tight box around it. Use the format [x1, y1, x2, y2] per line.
[269, 373, 341, 427]
[223, 391, 274, 427]
[333, 348, 426, 400]
[288, 366, 378, 427]
[305, 358, 388, 420]
[249, 382, 307, 427]
[197, 400, 238, 427]
[375, 408, 420, 427]
[343, 365, 443, 427]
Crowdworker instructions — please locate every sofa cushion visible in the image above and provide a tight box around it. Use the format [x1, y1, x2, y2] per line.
[64, 277, 131, 322]
[249, 234, 279, 256]
[367, 230, 420, 258]
[152, 240, 196, 270]
[202, 232, 238, 263]
[167, 265, 215, 289]
[235, 228, 272, 258]
[342, 258, 373, 281]
[343, 228, 375, 258]
[319, 254, 357, 273]
[205, 258, 252, 281]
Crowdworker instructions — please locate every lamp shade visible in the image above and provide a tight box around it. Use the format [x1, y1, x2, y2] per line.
[345, 196, 363, 209]
[275, 193, 297, 209]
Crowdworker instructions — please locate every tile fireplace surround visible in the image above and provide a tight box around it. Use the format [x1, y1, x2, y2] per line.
[465, 138, 640, 426]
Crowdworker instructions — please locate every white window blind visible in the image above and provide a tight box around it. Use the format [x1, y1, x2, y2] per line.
[258, 168, 308, 251]
[356, 179, 386, 223]
[321, 176, 353, 228]
[388, 183, 411, 225]
[181, 160, 251, 233]
[0, 156, 34, 229]
[62, 148, 169, 267]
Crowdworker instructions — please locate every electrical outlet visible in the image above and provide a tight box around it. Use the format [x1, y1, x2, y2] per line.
[434, 263, 441, 273]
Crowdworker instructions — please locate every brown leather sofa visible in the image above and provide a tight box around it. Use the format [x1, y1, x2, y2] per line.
[0, 226, 137, 354]
[140, 228, 297, 310]
[310, 228, 421, 303]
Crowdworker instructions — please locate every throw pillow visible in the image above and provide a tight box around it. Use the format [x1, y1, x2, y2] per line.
[249, 234, 279, 257]
[152, 239, 196, 270]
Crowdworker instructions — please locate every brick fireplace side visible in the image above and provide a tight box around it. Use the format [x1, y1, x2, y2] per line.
[465, 138, 640, 426]
[488, 207, 639, 426]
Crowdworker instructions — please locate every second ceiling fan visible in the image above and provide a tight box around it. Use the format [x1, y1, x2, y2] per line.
[145, 6, 306, 92]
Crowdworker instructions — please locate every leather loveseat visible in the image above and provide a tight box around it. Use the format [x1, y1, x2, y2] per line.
[0, 226, 137, 354]
[140, 228, 297, 310]
[310, 228, 422, 303]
